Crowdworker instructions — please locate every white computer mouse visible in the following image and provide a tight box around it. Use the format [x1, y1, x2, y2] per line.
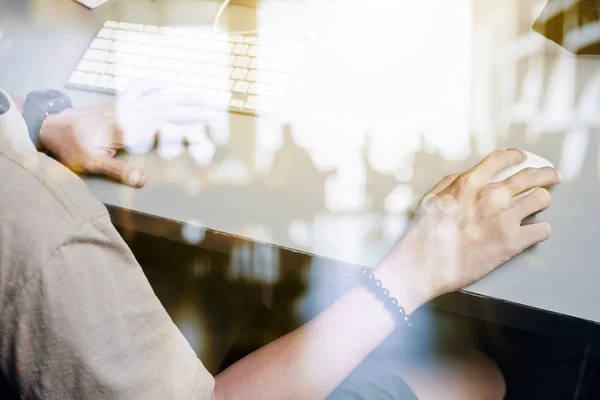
[490, 150, 554, 199]
[74, 0, 111, 9]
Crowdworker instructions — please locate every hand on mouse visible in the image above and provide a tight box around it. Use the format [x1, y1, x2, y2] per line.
[376, 148, 562, 304]
[39, 81, 215, 188]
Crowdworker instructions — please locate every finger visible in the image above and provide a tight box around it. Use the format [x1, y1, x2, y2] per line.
[165, 104, 216, 124]
[469, 149, 526, 182]
[510, 187, 552, 220]
[419, 174, 459, 207]
[120, 80, 165, 102]
[87, 156, 147, 188]
[498, 166, 561, 196]
[518, 221, 552, 251]
[427, 174, 459, 197]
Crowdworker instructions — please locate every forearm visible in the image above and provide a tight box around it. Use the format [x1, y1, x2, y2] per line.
[214, 239, 433, 400]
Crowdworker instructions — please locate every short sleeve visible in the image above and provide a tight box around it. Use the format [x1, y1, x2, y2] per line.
[2, 215, 215, 400]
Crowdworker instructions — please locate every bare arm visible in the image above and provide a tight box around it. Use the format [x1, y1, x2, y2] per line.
[214, 149, 561, 400]
[214, 247, 429, 400]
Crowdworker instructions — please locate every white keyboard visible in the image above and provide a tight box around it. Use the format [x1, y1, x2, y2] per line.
[67, 21, 305, 116]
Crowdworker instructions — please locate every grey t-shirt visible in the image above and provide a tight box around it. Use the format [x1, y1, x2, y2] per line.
[0, 146, 215, 399]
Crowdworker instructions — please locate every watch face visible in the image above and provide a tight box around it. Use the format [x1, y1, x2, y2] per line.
[27, 90, 73, 115]
[23, 90, 73, 150]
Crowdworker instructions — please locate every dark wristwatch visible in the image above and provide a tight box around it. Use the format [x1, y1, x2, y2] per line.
[22, 90, 73, 151]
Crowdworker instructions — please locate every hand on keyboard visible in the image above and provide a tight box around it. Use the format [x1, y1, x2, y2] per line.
[117, 80, 216, 154]
[40, 81, 217, 187]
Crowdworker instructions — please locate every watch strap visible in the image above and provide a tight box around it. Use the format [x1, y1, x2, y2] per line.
[23, 90, 73, 151]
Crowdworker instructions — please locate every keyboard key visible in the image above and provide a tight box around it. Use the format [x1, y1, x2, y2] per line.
[138, 32, 154, 44]
[162, 47, 181, 60]
[188, 62, 204, 74]
[175, 61, 192, 73]
[246, 70, 289, 85]
[203, 77, 220, 90]
[190, 39, 205, 50]
[244, 101, 259, 111]
[233, 44, 249, 55]
[137, 44, 156, 57]
[95, 74, 112, 88]
[68, 71, 87, 85]
[229, 35, 244, 43]
[257, 46, 280, 59]
[215, 66, 233, 78]
[176, 36, 193, 48]
[203, 64, 218, 77]
[117, 53, 136, 66]
[159, 70, 178, 83]
[190, 75, 205, 88]
[174, 73, 192, 85]
[143, 25, 159, 33]
[213, 78, 234, 90]
[275, 39, 305, 51]
[90, 39, 112, 50]
[131, 23, 144, 32]
[208, 53, 235, 66]
[199, 32, 228, 42]
[113, 64, 136, 77]
[246, 46, 258, 57]
[214, 91, 232, 106]
[125, 31, 140, 42]
[232, 81, 250, 93]
[163, 85, 197, 95]
[199, 89, 217, 105]
[229, 98, 244, 108]
[135, 68, 152, 80]
[148, 69, 163, 81]
[105, 63, 117, 75]
[84, 49, 109, 62]
[204, 40, 230, 53]
[111, 41, 137, 54]
[77, 60, 108, 74]
[280, 49, 300, 62]
[248, 83, 285, 98]
[280, 61, 296, 74]
[243, 36, 259, 45]
[83, 73, 99, 87]
[117, 22, 131, 30]
[104, 20, 118, 28]
[231, 68, 247, 80]
[106, 52, 118, 63]
[97, 28, 113, 39]
[233, 56, 251, 68]
[111, 30, 128, 41]
[131, 55, 149, 67]
[108, 77, 132, 92]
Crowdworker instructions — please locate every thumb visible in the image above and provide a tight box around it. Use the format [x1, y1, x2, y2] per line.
[88, 156, 146, 188]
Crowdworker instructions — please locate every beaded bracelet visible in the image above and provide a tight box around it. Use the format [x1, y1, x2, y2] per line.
[361, 268, 412, 328]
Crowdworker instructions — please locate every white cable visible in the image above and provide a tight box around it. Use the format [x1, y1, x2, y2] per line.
[213, 0, 232, 32]
[212, 0, 344, 37]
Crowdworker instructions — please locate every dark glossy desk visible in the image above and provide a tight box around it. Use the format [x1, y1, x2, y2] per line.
[2, 0, 600, 338]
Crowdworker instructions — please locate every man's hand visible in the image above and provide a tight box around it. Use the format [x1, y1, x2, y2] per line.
[379, 148, 562, 302]
[39, 83, 214, 188]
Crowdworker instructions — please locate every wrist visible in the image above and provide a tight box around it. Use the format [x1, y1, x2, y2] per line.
[373, 236, 438, 314]
[39, 112, 68, 150]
